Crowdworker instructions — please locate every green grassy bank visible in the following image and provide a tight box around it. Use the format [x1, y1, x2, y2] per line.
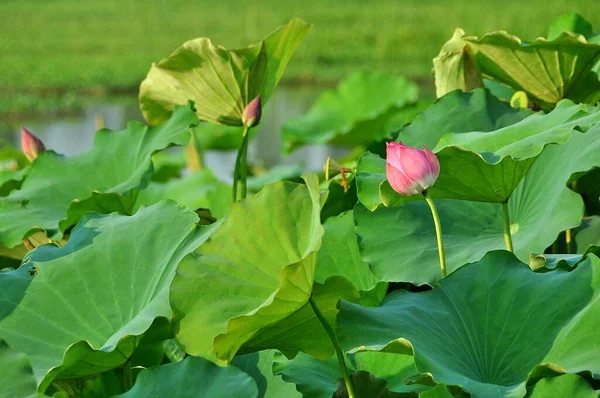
[1, 0, 599, 114]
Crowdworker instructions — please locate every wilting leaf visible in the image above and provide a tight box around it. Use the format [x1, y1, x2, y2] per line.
[282, 71, 419, 153]
[337, 251, 600, 398]
[114, 356, 259, 398]
[171, 174, 324, 363]
[140, 18, 311, 126]
[0, 104, 198, 248]
[0, 201, 209, 390]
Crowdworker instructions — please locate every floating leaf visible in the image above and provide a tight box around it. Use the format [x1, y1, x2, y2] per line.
[337, 251, 600, 398]
[171, 174, 324, 363]
[139, 18, 311, 126]
[114, 356, 259, 398]
[356, 125, 600, 284]
[281, 71, 419, 153]
[0, 104, 198, 248]
[0, 201, 209, 390]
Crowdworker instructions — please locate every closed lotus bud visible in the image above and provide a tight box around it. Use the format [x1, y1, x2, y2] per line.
[386, 142, 440, 195]
[242, 95, 262, 128]
[21, 127, 46, 162]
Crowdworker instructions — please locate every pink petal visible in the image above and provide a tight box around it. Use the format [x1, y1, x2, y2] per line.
[386, 162, 423, 195]
[396, 145, 432, 183]
[423, 146, 440, 179]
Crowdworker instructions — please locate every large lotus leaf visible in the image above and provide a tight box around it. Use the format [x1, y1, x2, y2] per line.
[273, 350, 430, 397]
[316, 211, 380, 299]
[433, 29, 483, 97]
[575, 217, 600, 253]
[360, 98, 600, 207]
[356, 125, 600, 284]
[238, 276, 360, 360]
[281, 71, 419, 153]
[171, 174, 324, 364]
[115, 356, 258, 398]
[136, 169, 231, 219]
[0, 104, 198, 248]
[139, 18, 311, 126]
[0, 340, 42, 398]
[356, 89, 531, 209]
[233, 350, 301, 398]
[527, 374, 596, 398]
[463, 31, 600, 108]
[337, 251, 600, 398]
[0, 201, 212, 390]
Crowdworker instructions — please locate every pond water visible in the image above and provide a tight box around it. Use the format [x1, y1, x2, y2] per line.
[0, 86, 348, 182]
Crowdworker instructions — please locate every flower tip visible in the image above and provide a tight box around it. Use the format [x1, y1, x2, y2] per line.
[21, 127, 46, 162]
[242, 95, 262, 128]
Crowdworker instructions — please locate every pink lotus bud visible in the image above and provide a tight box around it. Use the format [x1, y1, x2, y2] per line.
[242, 95, 262, 128]
[21, 127, 46, 162]
[386, 142, 440, 195]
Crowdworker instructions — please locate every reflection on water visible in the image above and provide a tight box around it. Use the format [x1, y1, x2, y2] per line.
[1, 86, 348, 182]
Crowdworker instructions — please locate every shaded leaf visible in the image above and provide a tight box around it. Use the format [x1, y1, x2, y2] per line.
[0, 339, 41, 398]
[114, 356, 259, 398]
[233, 350, 301, 398]
[337, 251, 600, 398]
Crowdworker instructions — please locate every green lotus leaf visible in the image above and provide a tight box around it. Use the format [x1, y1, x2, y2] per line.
[0, 340, 42, 398]
[0, 201, 212, 391]
[465, 31, 600, 108]
[136, 169, 231, 219]
[575, 217, 600, 253]
[527, 374, 596, 397]
[281, 71, 419, 153]
[337, 251, 600, 398]
[139, 18, 311, 126]
[317, 211, 384, 306]
[356, 125, 600, 284]
[0, 104, 198, 248]
[359, 92, 600, 207]
[247, 164, 305, 193]
[171, 174, 324, 364]
[114, 356, 259, 398]
[233, 350, 301, 398]
[273, 350, 432, 397]
[239, 276, 360, 360]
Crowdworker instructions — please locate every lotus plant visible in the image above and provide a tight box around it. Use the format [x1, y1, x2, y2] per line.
[386, 142, 447, 277]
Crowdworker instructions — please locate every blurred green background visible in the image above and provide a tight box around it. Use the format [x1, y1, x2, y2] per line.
[2, 0, 600, 117]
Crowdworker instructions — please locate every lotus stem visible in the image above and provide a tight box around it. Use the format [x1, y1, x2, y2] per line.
[123, 360, 133, 390]
[232, 125, 250, 202]
[501, 201, 514, 252]
[308, 296, 356, 398]
[565, 229, 573, 254]
[423, 192, 447, 278]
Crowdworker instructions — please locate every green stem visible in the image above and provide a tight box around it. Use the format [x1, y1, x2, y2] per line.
[309, 296, 355, 398]
[423, 192, 447, 278]
[565, 229, 573, 254]
[123, 360, 133, 390]
[232, 125, 250, 202]
[501, 201, 514, 252]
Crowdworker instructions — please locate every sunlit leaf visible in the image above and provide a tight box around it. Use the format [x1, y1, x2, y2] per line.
[140, 18, 311, 126]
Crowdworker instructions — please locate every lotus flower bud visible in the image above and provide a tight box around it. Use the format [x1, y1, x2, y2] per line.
[242, 95, 262, 128]
[386, 142, 440, 195]
[21, 127, 46, 162]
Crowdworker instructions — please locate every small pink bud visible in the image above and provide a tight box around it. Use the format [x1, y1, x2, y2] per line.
[242, 95, 262, 128]
[21, 127, 46, 162]
[386, 142, 440, 196]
